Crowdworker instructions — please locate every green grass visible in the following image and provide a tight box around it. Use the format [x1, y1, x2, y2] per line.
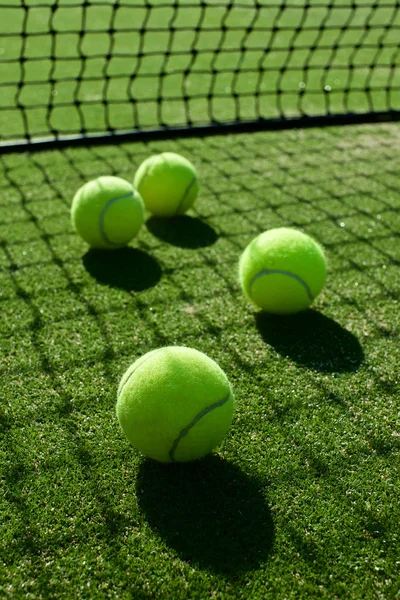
[1, 0, 400, 141]
[1, 121, 400, 599]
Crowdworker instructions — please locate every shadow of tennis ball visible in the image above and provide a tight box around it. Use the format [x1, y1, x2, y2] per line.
[146, 215, 218, 249]
[256, 309, 363, 373]
[136, 455, 274, 574]
[82, 247, 162, 291]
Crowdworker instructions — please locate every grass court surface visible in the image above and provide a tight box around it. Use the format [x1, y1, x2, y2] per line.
[1, 121, 399, 599]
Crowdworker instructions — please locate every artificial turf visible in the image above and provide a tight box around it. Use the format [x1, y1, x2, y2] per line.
[1, 121, 399, 599]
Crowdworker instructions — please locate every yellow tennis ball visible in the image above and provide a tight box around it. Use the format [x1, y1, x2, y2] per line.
[116, 347, 234, 463]
[71, 176, 145, 249]
[133, 152, 199, 217]
[239, 227, 327, 315]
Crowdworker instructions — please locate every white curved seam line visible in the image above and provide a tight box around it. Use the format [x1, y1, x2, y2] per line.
[99, 192, 134, 245]
[169, 392, 231, 462]
[175, 177, 196, 215]
[250, 269, 314, 301]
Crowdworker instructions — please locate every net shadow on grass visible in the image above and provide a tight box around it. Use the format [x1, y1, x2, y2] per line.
[146, 215, 218, 249]
[255, 309, 364, 373]
[136, 455, 274, 575]
[82, 247, 162, 291]
[0, 407, 12, 434]
[3, 460, 45, 561]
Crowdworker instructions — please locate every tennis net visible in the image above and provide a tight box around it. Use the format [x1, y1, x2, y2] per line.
[1, 0, 399, 150]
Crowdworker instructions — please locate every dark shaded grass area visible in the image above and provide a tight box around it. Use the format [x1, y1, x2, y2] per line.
[137, 456, 274, 575]
[0, 122, 399, 599]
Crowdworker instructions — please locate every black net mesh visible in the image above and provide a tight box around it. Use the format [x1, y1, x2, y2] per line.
[1, 0, 400, 147]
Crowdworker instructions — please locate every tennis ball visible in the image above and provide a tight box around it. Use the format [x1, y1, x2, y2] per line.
[71, 176, 145, 249]
[133, 152, 199, 217]
[239, 227, 327, 314]
[116, 346, 234, 463]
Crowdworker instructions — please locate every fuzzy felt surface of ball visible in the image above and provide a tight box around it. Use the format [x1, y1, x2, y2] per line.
[71, 176, 145, 249]
[133, 152, 199, 217]
[239, 227, 327, 314]
[116, 347, 234, 463]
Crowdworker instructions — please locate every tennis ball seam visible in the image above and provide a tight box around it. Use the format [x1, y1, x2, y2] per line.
[168, 391, 231, 462]
[250, 269, 314, 301]
[99, 191, 135, 246]
[134, 162, 153, 194]
[174, 176, 197, 215]
[118, 350, 161, 396]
